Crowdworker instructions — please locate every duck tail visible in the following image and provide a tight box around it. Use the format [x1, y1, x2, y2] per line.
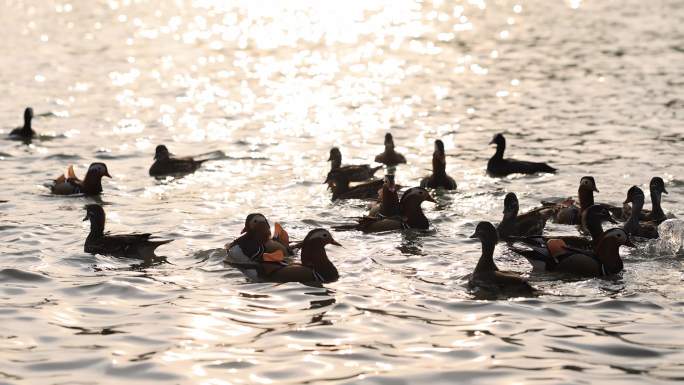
[370, 165, 383, 174]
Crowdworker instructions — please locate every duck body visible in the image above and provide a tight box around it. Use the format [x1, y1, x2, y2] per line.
[468, 222, 536, 297]
[50, 163, 111, 196]
[368, 175, 401, 218]
[325, 171, 384, 201]
[83, 204, 172, 260]
[149, 145, 207, 177]
[335, 187, 435, 233]
[328, 147, 382, 182]
[486, 134, 556, 177]
[544, 176, 622, 225]
[8, 107, 36, 141]
[420, 139, 457, 190]
[496, 192, 553, 241]
[510, 228, 632, 276]
[374, 133, 406, 166]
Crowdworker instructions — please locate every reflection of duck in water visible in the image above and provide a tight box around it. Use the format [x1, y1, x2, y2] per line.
[225, 214, 340, 283]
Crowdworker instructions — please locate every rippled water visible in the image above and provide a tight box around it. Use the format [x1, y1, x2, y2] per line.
[1, 0, 684, 384]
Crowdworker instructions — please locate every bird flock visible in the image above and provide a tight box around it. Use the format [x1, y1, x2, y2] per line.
[6, 106, 675, 296]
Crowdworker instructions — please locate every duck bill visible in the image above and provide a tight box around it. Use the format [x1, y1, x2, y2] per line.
[662, 187, 668, 195]
[82, 213, 90, 221]
[329, 238, 342, 247]
[623, 197, 631, 204]
[104, 171, 112, 178]
[593, 186, 599, 193]
[468, 231, 478, 239]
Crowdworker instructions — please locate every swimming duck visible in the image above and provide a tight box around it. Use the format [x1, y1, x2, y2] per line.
[83, 204, 173, 260]
[328, 147, 382, 182]
[266, 228, 341, 284]
[545, 176, 622, 225]
[510, 204, 617, 254]
[8, 107, 36, 141]
[622, 177, 671, 223]
[486, 133, 556, 177]
[496, 192, 554, 241]
[325, 171, 384, 201]
[335, 187, 435, 232]
[623, 186, 659, 239]
[50, 163, 111, 195]
[420, 139, 457, 190]
[510, 228, 633, 276]
[149, 144, 208, 177]
[374, 133, 407, 166]
[468, 221, 536, 296]
[368, 175, 401, 218]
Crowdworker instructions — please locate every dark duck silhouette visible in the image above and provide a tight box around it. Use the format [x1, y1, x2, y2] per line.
[544, 176, 622, 225]
[83, 204, 173, 261]
[511, 204, 618, 253]
[509, 228, 633, 277]
[368, 175, 401, 218]
[334, 187, 435, 232]
[149, 144, 209, 177]
[50, 163, 111, 195]
[420, 139, 457, 190]
[468, 221, 536, 297]
[620, 177, 671, 223]
[267, 228, 341, 284]
[375, 133, 407, 166]
[623, 186, 659, 239]
[328, 147, 382, 182]
[486, 133, 556, 177]
[8, 107, 36, 141]
[325, 170, 384, 201]
[496, 192, 554, 241]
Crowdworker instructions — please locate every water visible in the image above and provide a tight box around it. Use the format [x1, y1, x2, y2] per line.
[1, 0, 684, 383]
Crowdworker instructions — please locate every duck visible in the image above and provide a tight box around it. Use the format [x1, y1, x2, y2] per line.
[623, 186, 659, 239]
[420, 139, 457, 190]
[367, 175, 401, 218]
[325, 170, 384, 201]
[621, 177, 671, 223]
[544, 176, 622, 225]
[50, 163, 112, 195]
[496, 192, 554, 241]
[328, 147, 382, 182]
[149, 144, 208, 177]
[511, 204, 618, 252]
[8, 107, 36, 141]
[510, 228, 633, 276]
[468, 221, 536, 297]
[486, 133, 556, 177]
[334, 187, 435, 232]
[374, 133, 407, 166]
[266, 228, 341, 284]
[83, 204, 173, 261]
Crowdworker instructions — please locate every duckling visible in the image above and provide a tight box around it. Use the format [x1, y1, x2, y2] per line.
[266, 229, 341, 284]
[486, 133, 556, 177]
[374, 133, 407, 166]
[420, 139, 457, 190]
[83, 204, 173, 260]
[325, 171, 384, 201]
[496, 192, 554, 241]
[8, 107, 36, 141]
[368, 174, 401, 218]
[149, 144, 209, 177]
[623, 186, 659, 239]
[328, 147, 382, 182]
[510, 204, 618, 256]
[335, 187, 435, 232]
[468, 221, 536, 296]
[510, 228, 633, 276]
[50, 163, 112, 195]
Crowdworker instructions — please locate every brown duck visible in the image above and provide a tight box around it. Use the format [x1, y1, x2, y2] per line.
[325, 171, 384, 201]
[375, 133, 407, 166]
[328, 147, 382, 182]
[50, 163, 112, 195]
[623, 186, 659, 239]
[149, 144, 208, 177]
[420, 139, 457, 190]
[468, 221, 536, 297]
[496, 192, 554, 241]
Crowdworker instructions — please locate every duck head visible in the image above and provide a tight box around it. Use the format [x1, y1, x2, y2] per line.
[301, 228, 341, 282]
[23, 107, 33, 127]
[502, 192, 519, 216]
[400, 187, 436, 208]
[154, 145, 172, 160]
[623, 186, 645, 205]
[241, 213, 271, 243]
[489, 133, 506, 158]
[84, 162, 112, 180]
[470, 221, 499, 243]
[650, 177, 668, 196]
[83, 204, 106, 235]
[596, 228, 634, 274]
[432, 139, 447, 171]
[324, 170, 350, 191]
[579, 176, 599, 193]
[384, 133, 395, 151]
[469, 221, 498, 272]
[399, 187, 435, 229]
[302, 228, 342, 249]
[584, 204, 617, 225]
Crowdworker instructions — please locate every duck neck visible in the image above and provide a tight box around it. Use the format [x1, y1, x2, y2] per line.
[500, 209, 518, 229]
[585, 217, 604, 242]
[380, 186, 400, 217]
[301, 243, 338, 282]
[627, 197, 644, 228]
[82, 172, 104, 194]
[578, 187, 595, 211]
[650, 190, 664, 219]
[474, 238, 498, 273]
[493, 142, 505, 160]
[88, 218, 105, 238]
[401, 199, 429, 229]
[432, 154, 447, 177]
[595, 238, 624, 274]
[330, 157, 341, 170]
